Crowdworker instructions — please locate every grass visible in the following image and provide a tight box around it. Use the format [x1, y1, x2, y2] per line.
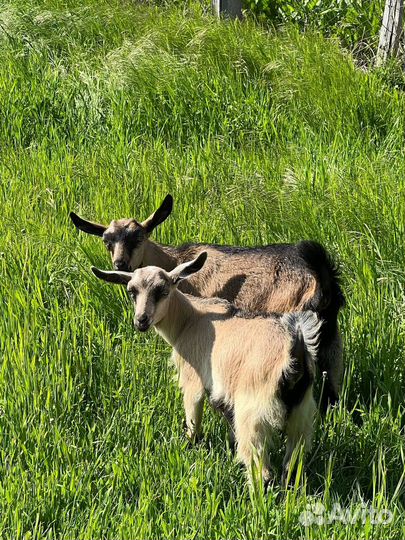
[1, 0, 405, 538]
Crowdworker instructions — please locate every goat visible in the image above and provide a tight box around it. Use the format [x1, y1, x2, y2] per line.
[91, 252, 322, 485]
[71, 194, 344, 412]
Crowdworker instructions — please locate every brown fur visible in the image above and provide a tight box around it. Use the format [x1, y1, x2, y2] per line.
[71, 196, 344, 410]
[156, 244, 319, 313]
[70, 203, 320, 312]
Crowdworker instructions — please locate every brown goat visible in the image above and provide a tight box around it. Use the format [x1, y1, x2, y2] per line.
[70, 195, 344, 411]
[92, 253, 322, 485]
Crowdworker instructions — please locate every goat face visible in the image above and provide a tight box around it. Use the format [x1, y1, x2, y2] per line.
[91, 252, 208, 332]
[70, 194, 173, 272]
[128, 268, 172, 331]
[102, 219, 147, 272]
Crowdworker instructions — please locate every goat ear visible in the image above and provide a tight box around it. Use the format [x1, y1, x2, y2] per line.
[141, 194, 173, 234]
[91, 267, 132, 285]
[170, 252, 207, 284]
[70, 212, 106, 237]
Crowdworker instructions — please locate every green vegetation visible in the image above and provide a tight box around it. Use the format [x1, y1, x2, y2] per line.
[244, 0, 384, 52]
[0, 0, 404, 538]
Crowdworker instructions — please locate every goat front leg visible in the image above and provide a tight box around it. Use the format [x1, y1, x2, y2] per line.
[180, 364, 205, 442]
[183, 386, 205, 442]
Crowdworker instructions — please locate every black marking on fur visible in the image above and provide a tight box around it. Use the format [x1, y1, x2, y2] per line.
[153, 284, 169, 301]
[176, 241, 302, 259]
[297, 241, 345, 314]
[70, 212, 106, 236]
[144, 194, 173, 233]
[210, 397, 234, 426]
[103, 228, 144, 257]
[233, 309, 282, 320]
[278, 350, 313, 415]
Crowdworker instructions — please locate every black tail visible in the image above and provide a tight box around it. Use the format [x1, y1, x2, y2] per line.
[296, 241, 345, 412]
[296, 240, 345, 315]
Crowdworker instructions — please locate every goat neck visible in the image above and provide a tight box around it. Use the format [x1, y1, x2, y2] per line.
[141, 240, 179, 271]
[154, 290, 197, 346]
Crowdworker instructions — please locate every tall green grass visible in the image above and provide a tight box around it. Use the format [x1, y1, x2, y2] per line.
[0, 0, 405, 538]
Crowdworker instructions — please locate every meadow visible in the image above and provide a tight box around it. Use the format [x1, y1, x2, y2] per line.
[0, 0, 405, 538]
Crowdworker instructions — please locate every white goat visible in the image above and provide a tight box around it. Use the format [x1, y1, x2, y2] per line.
[92, 252, 322, 485]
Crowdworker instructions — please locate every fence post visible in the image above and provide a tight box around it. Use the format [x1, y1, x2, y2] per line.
[212, 0, 242, 19]
[376, 0, 404, 66]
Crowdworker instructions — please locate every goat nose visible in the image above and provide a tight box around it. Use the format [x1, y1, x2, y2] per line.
[114, 260, 128, 271]
[136, 314, 150, 332]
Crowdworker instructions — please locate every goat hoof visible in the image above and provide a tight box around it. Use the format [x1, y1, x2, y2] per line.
[184, 429, 202, 446]
[262, 469, 276, 492]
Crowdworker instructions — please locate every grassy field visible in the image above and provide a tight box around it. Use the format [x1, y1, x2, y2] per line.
[1, 0, 405, 538]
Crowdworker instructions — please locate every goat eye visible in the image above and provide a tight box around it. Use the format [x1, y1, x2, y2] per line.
[129, 289, 138, 300]
[154, 287, 168, 300]
[105, 242, 113, 251]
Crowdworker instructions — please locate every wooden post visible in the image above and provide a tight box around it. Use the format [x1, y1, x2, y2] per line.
[212, 0, 242, 19]
[376, 0, 404, 66]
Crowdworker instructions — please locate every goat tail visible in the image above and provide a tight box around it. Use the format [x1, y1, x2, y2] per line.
[296, 310, 322, 366]
[296, 240, 345, 314]
[281, 311, 323, 388]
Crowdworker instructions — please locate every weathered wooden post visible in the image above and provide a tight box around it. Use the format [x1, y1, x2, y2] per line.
[376, 0, 404, 66]
[212, 0, 242, 19]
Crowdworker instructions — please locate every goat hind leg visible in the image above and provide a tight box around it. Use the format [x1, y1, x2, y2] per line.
[234, 406, 272, 488]
[282, 388, 316, 485]
[318, 328, 343, 413]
